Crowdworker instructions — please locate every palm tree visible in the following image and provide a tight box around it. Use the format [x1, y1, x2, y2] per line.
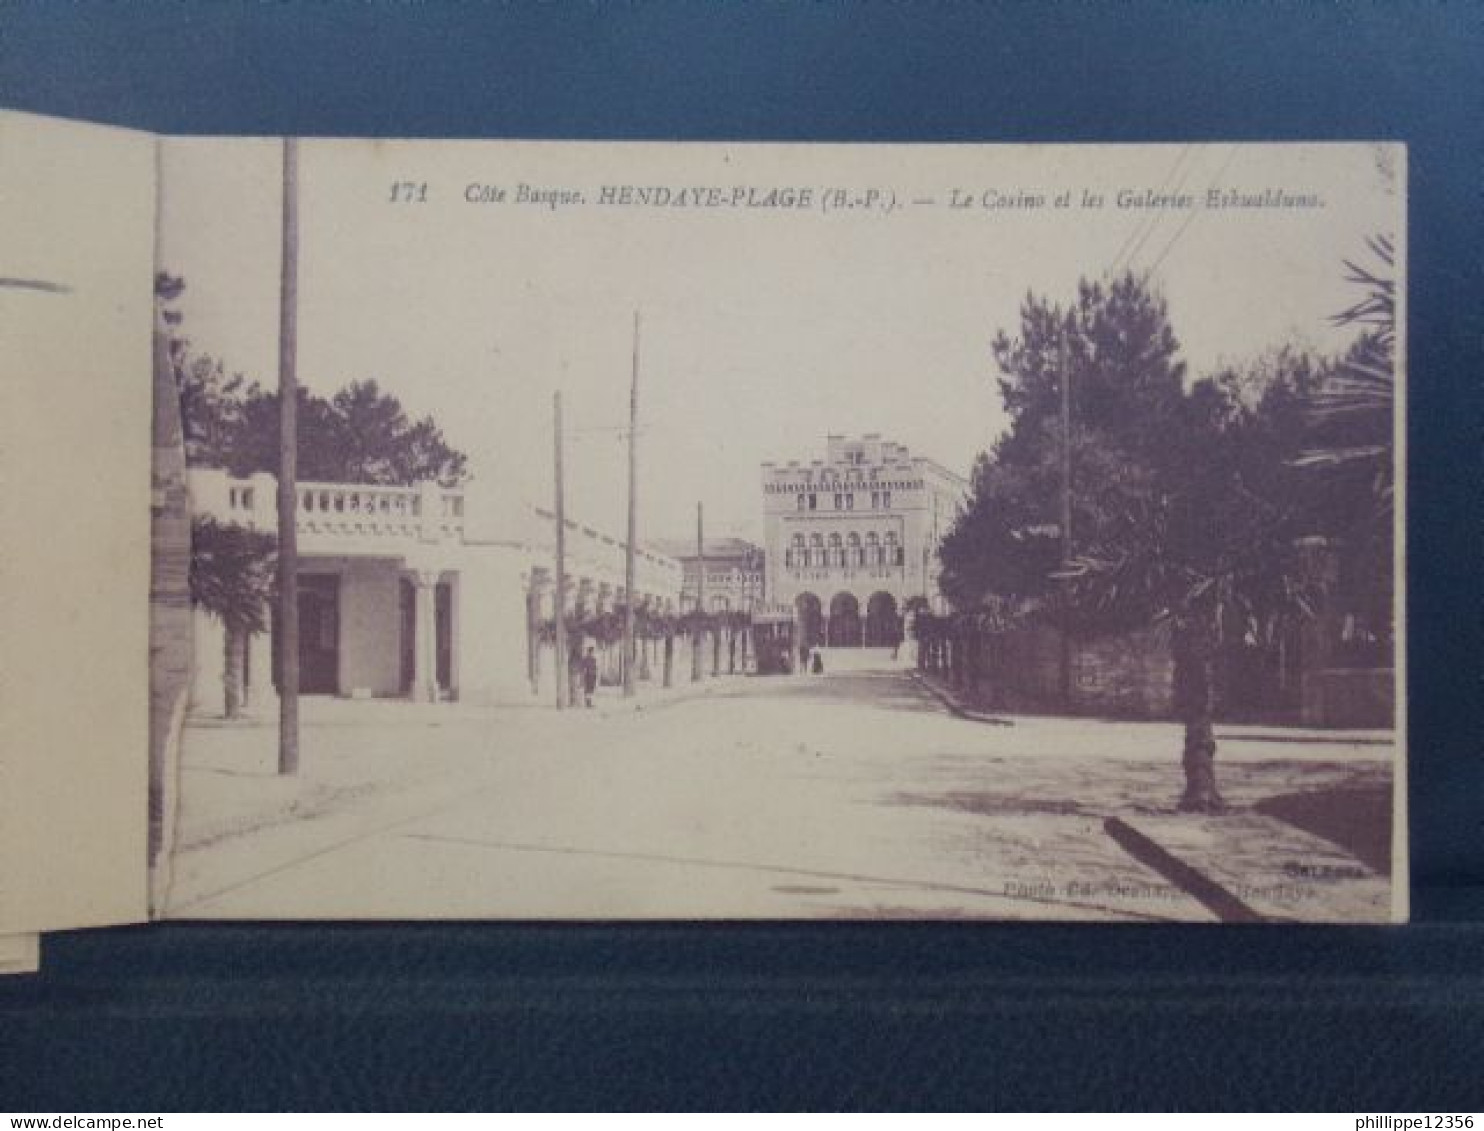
[1292, 235, 1399, 669]
[1059, 387, 1322, 812]
[1063, 513, 1320, 811]
[189, 516, 277, 718]
[1296, 234, 1397, 507]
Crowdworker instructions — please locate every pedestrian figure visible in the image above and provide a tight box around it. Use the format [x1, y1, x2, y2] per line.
[582, 645, 599, 708]
[567, 641, 584, 705]
[799, 642, 811, 676]
[810, 647, 824, 675]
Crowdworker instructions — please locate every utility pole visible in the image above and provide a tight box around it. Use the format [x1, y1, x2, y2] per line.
[692, 501, 705, 682]
[553, 390, 568, 710]
[622, 311, 640, 697]
[1059, 325, 1074, 708]
[276, 137, 300, 776]
[740, 549, 754, 670]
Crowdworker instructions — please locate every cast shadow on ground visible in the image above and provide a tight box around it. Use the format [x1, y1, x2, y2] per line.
[717, 671, 943, 714]
[1255, 782, 1393, 874]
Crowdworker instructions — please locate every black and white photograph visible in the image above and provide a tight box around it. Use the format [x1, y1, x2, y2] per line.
[145, 137, 1405, 923]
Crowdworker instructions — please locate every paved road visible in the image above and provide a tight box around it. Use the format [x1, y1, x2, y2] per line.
[165, 665, 1389, 921]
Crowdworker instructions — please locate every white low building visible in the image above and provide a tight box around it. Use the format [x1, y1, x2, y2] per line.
[187, 468, 684, 713]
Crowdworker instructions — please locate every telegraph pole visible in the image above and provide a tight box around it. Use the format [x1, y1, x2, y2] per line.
[554, 390, 568, 710]
[622, 312, 640, 697]
[692, 501, 705, 682]
[276, 137, 300, 776]
[1059, 326, 1074, 708]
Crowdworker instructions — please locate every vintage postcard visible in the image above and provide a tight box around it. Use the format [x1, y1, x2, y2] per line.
[1, 115, 1406, 932]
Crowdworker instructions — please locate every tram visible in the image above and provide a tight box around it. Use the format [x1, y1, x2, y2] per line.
[749, 609, 797, 675]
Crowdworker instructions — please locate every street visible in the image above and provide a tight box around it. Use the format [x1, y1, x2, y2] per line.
[164, 657, 1394, 922]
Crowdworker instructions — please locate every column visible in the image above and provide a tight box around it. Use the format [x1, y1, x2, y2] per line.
[412, 569, 438, 703]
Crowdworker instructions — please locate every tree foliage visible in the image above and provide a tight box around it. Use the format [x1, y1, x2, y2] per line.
[1055, 354, 1331, 811]
[937, 254, 1396, 811]
[188, 516, 278, 633]
[940, 272, 1185, 607]
[1297, 235, 1397, 515]
[226, 379, 469, 487]
[158, 276, 469, 487]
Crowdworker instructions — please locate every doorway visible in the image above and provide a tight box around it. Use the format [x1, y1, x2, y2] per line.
[271, 573, 340, 694]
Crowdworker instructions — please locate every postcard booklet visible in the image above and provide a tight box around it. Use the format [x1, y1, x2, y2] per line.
[0, 112, 1407, 968]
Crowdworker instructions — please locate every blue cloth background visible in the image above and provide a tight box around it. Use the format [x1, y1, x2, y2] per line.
[1, 2, 1480, 1110]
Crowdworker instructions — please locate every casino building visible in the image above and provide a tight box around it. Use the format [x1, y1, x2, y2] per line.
[761, 434, 968, 649]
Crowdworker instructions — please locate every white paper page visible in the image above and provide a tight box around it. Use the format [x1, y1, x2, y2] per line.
[0, 111, 155, 935]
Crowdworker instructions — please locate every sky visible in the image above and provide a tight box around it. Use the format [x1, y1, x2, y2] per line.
[159, 138, 1400, 546]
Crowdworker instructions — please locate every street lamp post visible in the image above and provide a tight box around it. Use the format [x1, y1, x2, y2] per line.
[622, 311, 640, 698]
[1059, 326, 1074, 709]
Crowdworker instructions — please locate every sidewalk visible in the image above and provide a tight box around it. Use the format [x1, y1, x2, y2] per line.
[173, 671, 748, 854]
[912, 668, 1399, 922]
[912, 668, 1395, 744]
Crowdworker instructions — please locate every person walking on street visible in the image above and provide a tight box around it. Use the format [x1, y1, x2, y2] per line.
[582, 645, 599, 708]
[567, 640, 584, 705]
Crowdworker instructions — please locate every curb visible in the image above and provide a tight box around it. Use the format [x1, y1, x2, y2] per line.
[911, 674, 1388, 746]
[1216, 731, 1394, 747]
[910, 671, 1015, 726]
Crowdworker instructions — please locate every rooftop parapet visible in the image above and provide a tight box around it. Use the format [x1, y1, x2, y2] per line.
[188, 468, 465, 546]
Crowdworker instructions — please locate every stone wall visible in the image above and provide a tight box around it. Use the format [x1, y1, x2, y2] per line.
[1070, 624, 1175, 719]
[940, 614, 1390, 728]
[1302, 667, 1396, 728]
[946, 622, 1174, 721]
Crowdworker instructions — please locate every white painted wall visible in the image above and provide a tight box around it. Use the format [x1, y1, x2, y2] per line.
[337, 559, 403, 697]
[453, 543, 537, 705]
[189, 609, 226, 715]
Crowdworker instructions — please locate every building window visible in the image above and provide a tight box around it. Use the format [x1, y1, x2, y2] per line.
[807, 493, 817, 511]
[885, 531, 902, 566]
[847, 533, 862, 566]
[865, 532, 880, 565]
[797, 494, 807, 511]
[828, 533, 844, 567]
[882, 491, 891, 509]
[809, 534, 825, 567]
[845, 493, 855, 510]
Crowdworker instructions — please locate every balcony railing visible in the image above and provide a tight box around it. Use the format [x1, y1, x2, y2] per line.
[296, 483, 425, 537]
[785, 564, 903, 584]
[195, 470, 466, 543]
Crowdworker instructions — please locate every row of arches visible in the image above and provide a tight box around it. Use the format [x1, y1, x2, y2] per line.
[525, 568, 675, 620]
[795, 590, 902, 649]
[785, 531, 904, 569]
